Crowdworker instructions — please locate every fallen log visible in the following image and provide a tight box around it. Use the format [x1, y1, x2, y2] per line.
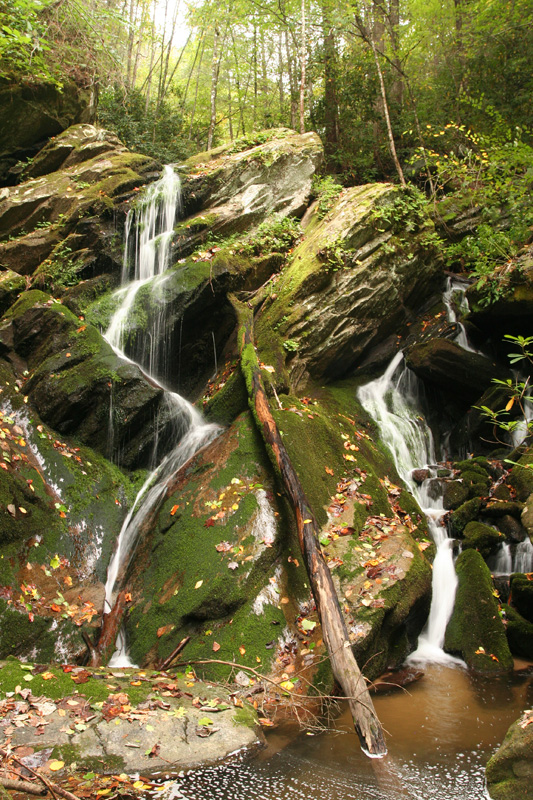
[229, 294, 387, 757]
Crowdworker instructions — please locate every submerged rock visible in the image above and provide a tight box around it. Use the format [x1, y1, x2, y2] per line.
[486, 710, 533, 800]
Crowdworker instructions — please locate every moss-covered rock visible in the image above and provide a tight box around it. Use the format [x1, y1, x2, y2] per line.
[125, 411, 291, 672]
[1, 290, 177, 469]
[444, 549, 513, 672]
[503, 604, 533, 659]
[443, 480, 470, 510]
[0, 81, 96, 185]
[462, 521, 505, 558]
[509, 450, 533, 502]
[254, 184, 443, 390]
[446, 497, 483, 537]
[510, 573, 533, 623]
[486, 711, 533, 800]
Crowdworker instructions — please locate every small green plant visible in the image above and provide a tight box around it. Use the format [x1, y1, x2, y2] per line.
[371, 186, 427, 233]
[312, 175, 343, 218]
[283, 339, 299, 352]
[475, 335, 533, 446]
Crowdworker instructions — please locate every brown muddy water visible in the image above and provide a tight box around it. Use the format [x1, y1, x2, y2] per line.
[153, 661, 532, 800]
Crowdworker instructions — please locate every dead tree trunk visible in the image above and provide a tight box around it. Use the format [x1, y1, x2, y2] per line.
[229, 295, 387, 758]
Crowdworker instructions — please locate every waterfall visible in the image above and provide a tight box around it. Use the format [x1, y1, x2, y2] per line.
[102, 167, 220, 666]
[442, 277, 478, 353]
[358, 353, 461, 665]
[514, 537, 533, 573]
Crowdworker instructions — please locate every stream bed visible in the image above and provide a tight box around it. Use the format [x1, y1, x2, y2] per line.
[156, 661, 532, 800]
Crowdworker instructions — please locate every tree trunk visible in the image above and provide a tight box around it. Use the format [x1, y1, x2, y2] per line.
[229, 295, 387, 758]
[369, 33, 406, 186]
[322, 0, 340, 169]
[299, 0, 306, 133]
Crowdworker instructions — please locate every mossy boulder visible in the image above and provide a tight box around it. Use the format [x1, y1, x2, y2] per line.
[0, 290, 176, 469]
[503, 604, 533, 659]
[510, 573, 533, 623]
[444, 549, 513, 672]
[125, 411, 292, 673]
[486, 711, 533, 800]
[87, 257, 238, 399]
[254, 184, 443, 390]
[265, 379, 432, 678]
[508, 451, 533, 502]
[405, 339, 509, 406]
[0, 80, 96, 185]
[447, 497, 483, 537]
[443, 480, 469, 511]
[462, 521, 505, 558]
[0, 601, 85, 662]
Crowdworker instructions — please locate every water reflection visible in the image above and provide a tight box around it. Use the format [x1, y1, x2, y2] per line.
[154, 663, 531, 800]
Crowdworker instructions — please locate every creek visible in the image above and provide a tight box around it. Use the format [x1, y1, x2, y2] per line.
[155, 661, 532, 800]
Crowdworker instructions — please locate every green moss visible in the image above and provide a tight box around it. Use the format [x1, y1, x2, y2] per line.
[447, 497, 483, 537]
[462, 521, 505, 558]
[203, 369, 248, 427]
[444, 549, 513, 672]
[503, 604, 533, 658]
[509, 573, 533, 623]
[486, 716, 533, 800]
[126, 412, 281, 668]
[508, 449, 533, 501]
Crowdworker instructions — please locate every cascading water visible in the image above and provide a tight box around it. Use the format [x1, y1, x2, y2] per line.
[102, 167, 220, 666]
[358, 352, 461, 664]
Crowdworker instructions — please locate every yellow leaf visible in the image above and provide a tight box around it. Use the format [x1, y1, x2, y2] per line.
[505, 396, 515, 411]
[195, 580, 203, 589]
[49, 760, 64, 771]
[239, 645, 246, 655]
[303, 518, 312, 524]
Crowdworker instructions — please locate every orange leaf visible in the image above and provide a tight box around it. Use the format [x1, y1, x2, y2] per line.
[325, 466, 334, 475]
[505, 396, 515, 411]
[212, 641, 221, 652]
[239, 645, 246, 655]
[170, 504, 180, 515]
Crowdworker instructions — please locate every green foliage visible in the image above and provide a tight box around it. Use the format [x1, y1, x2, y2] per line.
[243, 216, 301, 257]
[282, 338, 299, 352]
[312, 175, 343, 218]
[97, 85, 195, 164]
[474, 335, 533, 446]
[0, 0, 55, 82]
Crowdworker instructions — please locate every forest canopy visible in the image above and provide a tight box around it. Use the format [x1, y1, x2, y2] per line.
[1, 0, 531, 180]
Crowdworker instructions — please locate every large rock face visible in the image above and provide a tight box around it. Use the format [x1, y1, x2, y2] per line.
[254, 184, 443, 389]
[0, 80, 97, 186]
[175, 128, 323, 254]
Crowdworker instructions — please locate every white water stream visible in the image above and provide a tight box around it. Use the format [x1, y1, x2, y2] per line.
[358, 354, 460, 664]
[102, 167, 220, 666]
